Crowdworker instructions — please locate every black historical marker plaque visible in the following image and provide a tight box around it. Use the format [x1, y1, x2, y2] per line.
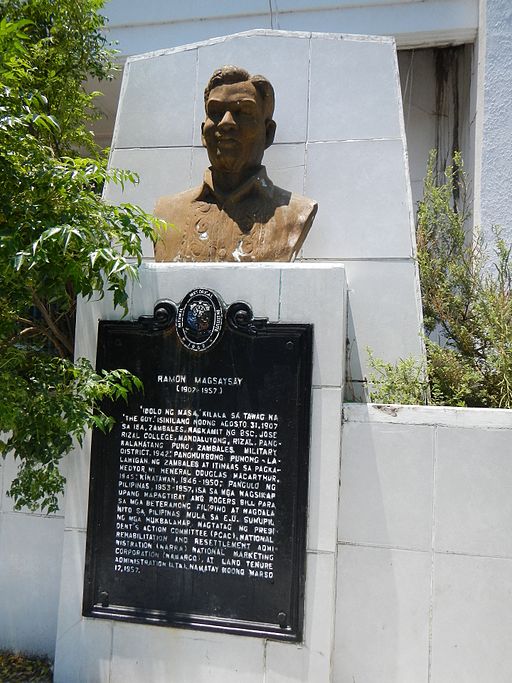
[83, 291, 313, 641]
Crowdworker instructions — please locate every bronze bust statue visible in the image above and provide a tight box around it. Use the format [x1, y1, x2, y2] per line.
[153, 65, 317, 262]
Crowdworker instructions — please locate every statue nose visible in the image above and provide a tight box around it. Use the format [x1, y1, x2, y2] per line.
[219, 110, 236, 127]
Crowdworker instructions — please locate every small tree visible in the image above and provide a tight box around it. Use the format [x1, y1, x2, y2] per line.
[0, 1, 160, 511]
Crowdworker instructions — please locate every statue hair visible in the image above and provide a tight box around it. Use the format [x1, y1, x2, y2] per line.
[204, 65, 275, 119]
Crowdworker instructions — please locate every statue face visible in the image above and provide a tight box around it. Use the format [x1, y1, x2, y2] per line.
[202, 80, 274, 177]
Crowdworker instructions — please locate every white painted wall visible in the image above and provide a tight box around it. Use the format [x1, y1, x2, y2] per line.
[103, 0, 478, 54]
[336, 403, 512, 683]
[0, 454, 64, 657]
[476, 0, 512, 244]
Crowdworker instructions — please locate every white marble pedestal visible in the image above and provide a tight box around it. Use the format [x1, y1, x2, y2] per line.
[54, 262, 346, 683]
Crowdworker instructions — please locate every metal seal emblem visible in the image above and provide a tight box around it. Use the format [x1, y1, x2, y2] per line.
[175, 288, 224, 352]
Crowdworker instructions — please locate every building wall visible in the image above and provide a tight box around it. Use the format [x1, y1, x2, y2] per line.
[102, 0, 478, 54]
[91, 0, 479, 226]
[0, 454, 64, 657]
[477, 0, 512, 243]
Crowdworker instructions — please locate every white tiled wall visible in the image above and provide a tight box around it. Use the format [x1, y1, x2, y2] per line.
[307, 37, 402, 142]
[103, 30, 424, 397]
[339, 422, 434, 550]
[335, 545, 431, 683]
[430, 554, 512, 683]
[303, 139, 414, 259]
[336, 403, 512, 683]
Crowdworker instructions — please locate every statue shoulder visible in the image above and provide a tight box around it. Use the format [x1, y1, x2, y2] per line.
[271, 184, 318, 228]
[288, 192, 318, 223]
[154, 186, 201, 223]
[153, 186, 202, 262]
[268, 185, 317, 259]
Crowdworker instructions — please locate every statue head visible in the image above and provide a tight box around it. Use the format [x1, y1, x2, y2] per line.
[201, 66, 277, 179]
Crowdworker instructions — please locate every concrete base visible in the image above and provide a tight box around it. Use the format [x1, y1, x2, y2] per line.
[53, 262, 346, 683]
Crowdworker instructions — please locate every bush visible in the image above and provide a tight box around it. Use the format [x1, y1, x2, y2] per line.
[368, 151, 512, 408]
[367, 349, 428, 405]
[0, 651, 52, 682]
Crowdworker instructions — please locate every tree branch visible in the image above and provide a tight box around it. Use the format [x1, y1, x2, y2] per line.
[30, 289, 74, 357]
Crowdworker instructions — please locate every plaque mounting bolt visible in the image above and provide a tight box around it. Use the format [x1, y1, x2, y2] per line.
[277, 611, 287, 628]
[286, 341, 294, 350]
[99, 591, 109, 608]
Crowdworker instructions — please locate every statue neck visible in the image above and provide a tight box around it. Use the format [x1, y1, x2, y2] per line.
[210, 167, 261, 195]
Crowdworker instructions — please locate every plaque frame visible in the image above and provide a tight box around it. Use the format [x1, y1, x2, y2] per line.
[83, 293, 313, 641]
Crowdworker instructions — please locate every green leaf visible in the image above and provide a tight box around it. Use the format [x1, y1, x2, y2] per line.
[0, 5, 157, 511]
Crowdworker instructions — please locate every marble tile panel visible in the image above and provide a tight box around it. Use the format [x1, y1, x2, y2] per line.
[308, 36, 402, 142]
[431, 553, 512, 683]
[435, 427, 512, 557]
[334, 545, 430, 683]
[114, 50, 197, 148]
[279, 264, 346, 388]
[302, 139, 414, 259]
[339, 422, 434, 550]
[308, 388, 343, 552]
[110, 622, 264, 683]
[340, 259, 424, 387]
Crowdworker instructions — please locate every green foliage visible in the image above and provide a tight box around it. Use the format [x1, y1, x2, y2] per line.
[418, 151, 512, 408]
[0, 650, 52, 682]
[0, 3, 161, 511]
[1, 0, 114, 154]
[367, 348, 428, 405]
[0, 353, 143, 512]
[368, 151, 512, 408]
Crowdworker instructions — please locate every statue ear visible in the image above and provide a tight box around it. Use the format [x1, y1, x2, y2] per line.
[265, 120, 276, 149]
[201, 121, 206, 147]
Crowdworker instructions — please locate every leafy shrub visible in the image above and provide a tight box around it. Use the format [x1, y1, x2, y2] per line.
[367, 349, 428, 405]
[0, 650, 52, 682]
[368, 151, 512, 408]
